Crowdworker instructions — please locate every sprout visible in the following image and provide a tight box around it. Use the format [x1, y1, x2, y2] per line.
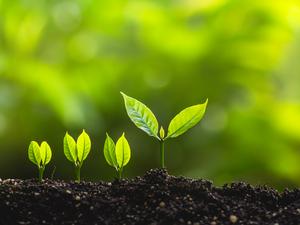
[28, 141, 52, 182]
[63, 130, 91, 182]
[121, 92, 207, 168]
[104, 133, 131, 179]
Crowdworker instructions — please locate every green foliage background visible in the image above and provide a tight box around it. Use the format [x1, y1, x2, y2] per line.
[0, 0, 300, 188]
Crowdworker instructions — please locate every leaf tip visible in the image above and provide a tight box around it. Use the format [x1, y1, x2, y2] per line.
[202, 98, 208, 110]
[30, 140, 39, 147]
[120, 91, 126, 97]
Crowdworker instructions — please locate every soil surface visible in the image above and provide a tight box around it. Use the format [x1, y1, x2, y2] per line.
[1, 169, 300, 225]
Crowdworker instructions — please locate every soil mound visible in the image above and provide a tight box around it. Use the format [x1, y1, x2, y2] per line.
[1, 169, 300, 225]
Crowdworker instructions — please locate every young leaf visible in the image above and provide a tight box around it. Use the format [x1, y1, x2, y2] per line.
[104, 133, 117, 168]
[40, 141, 52, 165]
[121, 92, 159, 139]
[166, 99, 208, 139]
[28, 141, 41, 167]
[77, 130, 91, 163]
[64, 132, 77, 163]
[159, 126, 165, 139]
[115, 133, 131, 168]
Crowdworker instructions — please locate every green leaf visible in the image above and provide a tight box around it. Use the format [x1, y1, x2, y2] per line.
[159, 126, 165, 139]
[115, 133, 131, 168]
[167, 99, 208, 139]
[64, 132, 77, 163]
[28, 141, 41, 167]
[121, 92, 159, 139]
[40, 141, 52, 165]
[77, 130, 91, 163]
[103, 133, 117, 168]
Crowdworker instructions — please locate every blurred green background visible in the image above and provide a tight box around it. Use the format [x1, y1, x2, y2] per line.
[0, 0, 300, 189]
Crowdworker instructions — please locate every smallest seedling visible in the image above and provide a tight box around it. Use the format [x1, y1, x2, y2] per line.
[28, 141, 52, 182]
[104, 133, 131, 179]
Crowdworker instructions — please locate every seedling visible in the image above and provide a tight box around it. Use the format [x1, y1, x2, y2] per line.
[121, 92, 207, 168]
[28, 141, 52, 182]
[103, 133, 131, 179]
[63, 130, 91, 182]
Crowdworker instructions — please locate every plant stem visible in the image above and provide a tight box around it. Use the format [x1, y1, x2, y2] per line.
[117, 168, 123, 179]
[38, 167, 44, 182]
[75, 165, 81, 182]
[160, 140, 165, 168]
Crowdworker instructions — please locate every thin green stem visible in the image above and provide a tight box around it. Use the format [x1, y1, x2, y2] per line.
[75, 165, 81, 182]
[117, 168, 123, 180]
[38, 167, 44, 182]
[160, 140, 165, 168]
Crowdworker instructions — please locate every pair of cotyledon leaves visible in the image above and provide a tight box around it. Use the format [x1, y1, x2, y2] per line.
[121, 92, 208, 140]
[104, 133, 131, 170]
[64, 130, 91, 166]
[28, 141, 52, 168]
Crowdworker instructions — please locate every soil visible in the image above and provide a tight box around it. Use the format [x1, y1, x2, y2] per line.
[0, 169, 300, 225]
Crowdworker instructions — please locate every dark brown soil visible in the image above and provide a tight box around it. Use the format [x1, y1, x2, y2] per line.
[1, 169, 300, 225]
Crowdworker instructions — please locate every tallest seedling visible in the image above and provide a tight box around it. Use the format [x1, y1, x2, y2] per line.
[121, 92, 207, 168]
